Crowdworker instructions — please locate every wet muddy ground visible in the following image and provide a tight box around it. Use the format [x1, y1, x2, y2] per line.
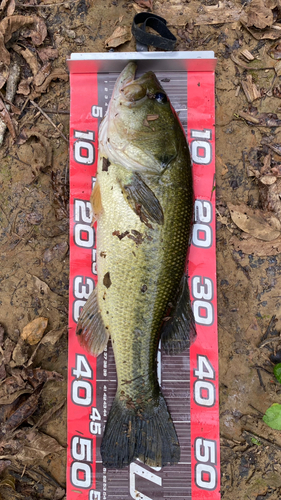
[1, 0, 281, 498]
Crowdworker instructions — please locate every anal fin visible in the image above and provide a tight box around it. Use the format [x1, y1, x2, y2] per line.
[161, 274, 196, 355]
[76, 288, 109, 356]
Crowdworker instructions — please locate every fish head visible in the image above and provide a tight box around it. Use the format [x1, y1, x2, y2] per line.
[99, 62, 183, 174]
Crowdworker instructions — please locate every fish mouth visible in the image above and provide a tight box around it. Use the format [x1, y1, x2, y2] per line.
[112, 62, 137, 101]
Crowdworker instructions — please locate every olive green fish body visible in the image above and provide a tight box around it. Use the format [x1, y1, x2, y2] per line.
[76, 63, 196, 468]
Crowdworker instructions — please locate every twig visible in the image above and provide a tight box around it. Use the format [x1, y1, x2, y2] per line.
[242, 429, 281, 453]
[19, 0, 80, 6]
[258, 315, 278, 347]
[27, 107, 70, 115]
[30, 100, 68, 143]
[259, 336, 281, 348]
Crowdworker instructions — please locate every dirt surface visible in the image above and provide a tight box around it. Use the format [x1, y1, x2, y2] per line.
[1, 0, 281, 498]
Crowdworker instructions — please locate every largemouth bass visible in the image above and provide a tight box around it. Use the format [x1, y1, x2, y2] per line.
[76, 62, 196, 469]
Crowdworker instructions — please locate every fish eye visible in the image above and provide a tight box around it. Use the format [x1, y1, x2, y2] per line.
[155, 92, 167, 103]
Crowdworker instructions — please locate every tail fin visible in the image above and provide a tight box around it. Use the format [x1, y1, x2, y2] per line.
[101, 392, 180, 469]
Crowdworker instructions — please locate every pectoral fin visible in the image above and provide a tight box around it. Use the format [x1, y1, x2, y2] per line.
[161, 274, 196, 355]
[90, 179, 103, 222]
[123, 173, 164, 226]
[76, 288, 109, 356]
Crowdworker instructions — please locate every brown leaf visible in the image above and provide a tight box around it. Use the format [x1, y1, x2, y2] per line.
[0, 15, 34, 65]
[23, 367, 63, 387]
[0, 62, 9, 89]
[0, 95, 16, 139]
[11, 338, 29, 366]
[0, 363, 6, 380]
[21, 16, 47, 46]
[26, 212, 43, 225]
[33, 68, 68, 94]
[230, 234, 281, 255]
[12, 44, 39, 76]
[33, 62, 51, 87]
[0, 0, 10, 11]
[12, 428, 64, 464]
[243, 23, 281, 40]
[43, 242, 68, 263]
[134, 0, 153, 8]
[105, 25, 132, 48]
[17, 77, 33, 96]
[228, 202, 281, 241]
[35, 398, 65, 428]
[41, 326, 66, 346]
[2, 337, 15, 365]
[0, 386, 42, 438]
[37, 47, 58, 63]
[17, 128, 52, 172]
[242, 0, 274, 29]
[0, 460, 11, 474]
[6, 0, 14, 16]
[21, 317, 48, 345]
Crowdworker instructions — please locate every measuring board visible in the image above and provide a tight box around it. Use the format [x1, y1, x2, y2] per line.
[67, 51, 219, 500]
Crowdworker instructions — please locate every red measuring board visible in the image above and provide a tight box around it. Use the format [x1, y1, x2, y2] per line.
[67, 52, 219, 500]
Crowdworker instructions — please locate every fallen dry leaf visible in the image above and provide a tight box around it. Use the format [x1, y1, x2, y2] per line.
[21, 317, 48, 345]
[0, 460, 11, 475]
[11, 338, 29, 366]
[17, 77, 33, 96]
[228, 202, 281, 241]
[134, 0, 153, 8]
[43, 242, 68, 263]
[230, 234, 281, 256]
[37, 47, 58, 63]
[260, 178, 281, 222]
[0, 95, 17, 139]
[33, 62, 51, 87]
[11, 427, 65, 464]
[0, 62, 9, 89]
[41, 326, 66, 346]
[35, 398, 65, 428]
[12, 44, 40, 76]
[21, 16, 47, 46]
[105, 25, 132, 48]
[243, 22, 281, 40]
[241, 0, 274, 29]
[33, 68, 68, 95]
[0, 386, 42, 438]
[17, 128, 52, 173]
[26, 212, 43, 225]
[0, 15, 34, 65]
[23, 367, 63, 387]
[6, 0, 14, 15]
[33, 275, 50, 296]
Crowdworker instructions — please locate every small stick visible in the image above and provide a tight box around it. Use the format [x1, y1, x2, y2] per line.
[20, 0, 79, 6]
[30, 100, 68, 143]
[27, 107, 70, 114]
